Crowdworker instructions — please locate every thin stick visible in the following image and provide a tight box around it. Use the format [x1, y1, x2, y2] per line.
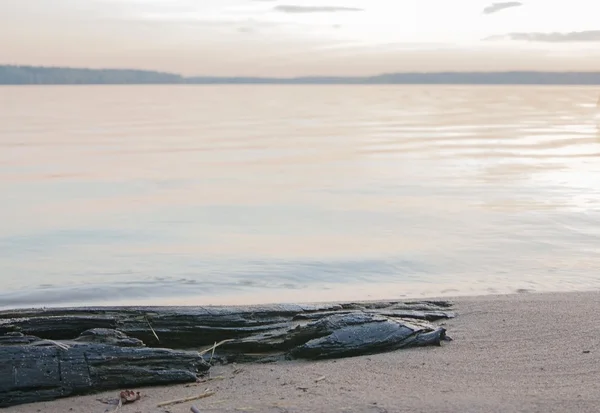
[198, 339, 234, 356]
[157, 391, 215, 408]
[145, 316, 160, 343]
[209, 341, 216, 363]
[315, 375, 326, 383]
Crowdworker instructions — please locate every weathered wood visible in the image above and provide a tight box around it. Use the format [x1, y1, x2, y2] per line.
[238, 312, 448, 360]
[0, 301, 454, 407]
[0, 329, 209, 408]
[0, 300, 454, 351]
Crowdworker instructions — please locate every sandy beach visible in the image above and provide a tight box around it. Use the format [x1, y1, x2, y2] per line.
[4, 291, 599, 413]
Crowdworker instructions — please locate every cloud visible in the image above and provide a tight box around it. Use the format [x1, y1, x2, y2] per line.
[485, 31, 600, 42]
[273, 5, 363, 13]
[483, 2, 522, 14]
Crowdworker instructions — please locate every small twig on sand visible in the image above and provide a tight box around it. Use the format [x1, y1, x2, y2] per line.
[231, 364, 245, 375]
[204, 375, 226, 382]
[198, 339, 234, 356]
[315, 376, 327, 383]
[157, 391, 215, 407]
[145, 316, 160, 343]
[185, 376, 226, 386]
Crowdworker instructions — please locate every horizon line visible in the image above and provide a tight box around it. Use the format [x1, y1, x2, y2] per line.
[3, 64, 600, 79]
[3, 64, 600, 85]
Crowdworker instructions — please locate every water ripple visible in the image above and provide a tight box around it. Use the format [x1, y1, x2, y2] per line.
[1, 85, 599, 308]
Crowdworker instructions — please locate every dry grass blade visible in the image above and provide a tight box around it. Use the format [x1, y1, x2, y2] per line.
[209, 341, 217, 363]
[315, 376, 327, 383]
[157, 391, 215, 407]
[145, 316, 160, 343]
[198, 339, 234, 356]
[28, 339, 70, 351]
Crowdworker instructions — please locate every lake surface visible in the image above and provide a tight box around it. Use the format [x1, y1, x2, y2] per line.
[1, 85, 599, 309]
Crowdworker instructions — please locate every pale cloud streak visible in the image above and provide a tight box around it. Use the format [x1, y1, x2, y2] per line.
[483, 2, 522, 14]
[486, 31, 600, 42]
[273, 5, 364, 13]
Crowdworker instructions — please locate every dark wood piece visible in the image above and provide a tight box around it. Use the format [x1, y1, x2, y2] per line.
[0, 300, 454, 407]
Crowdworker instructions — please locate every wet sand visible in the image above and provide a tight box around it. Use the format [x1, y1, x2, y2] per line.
[4, 291, 600, 413]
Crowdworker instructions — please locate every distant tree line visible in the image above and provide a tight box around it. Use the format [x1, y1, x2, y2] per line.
[0, 65, 184, 85]
[1, 65, 600, 85]
[368, 71, 600, 85]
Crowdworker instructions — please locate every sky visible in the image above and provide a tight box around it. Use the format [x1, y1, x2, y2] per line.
[1, 0, 599, 76]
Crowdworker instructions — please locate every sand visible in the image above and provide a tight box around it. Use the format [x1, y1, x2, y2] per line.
[4, 291, 599, 413]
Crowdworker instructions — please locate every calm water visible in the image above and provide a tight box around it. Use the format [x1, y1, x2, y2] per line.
[1, 85, 599, 309]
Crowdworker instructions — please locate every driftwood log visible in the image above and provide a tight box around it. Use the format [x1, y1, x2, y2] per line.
[0, 300, 454, 407]
[0, 329, 209, 408]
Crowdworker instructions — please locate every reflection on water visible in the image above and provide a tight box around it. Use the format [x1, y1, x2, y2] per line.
[1, 85, 600, 308]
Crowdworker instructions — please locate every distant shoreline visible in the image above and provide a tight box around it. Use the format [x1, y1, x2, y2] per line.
[2, 64, 600, 85]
